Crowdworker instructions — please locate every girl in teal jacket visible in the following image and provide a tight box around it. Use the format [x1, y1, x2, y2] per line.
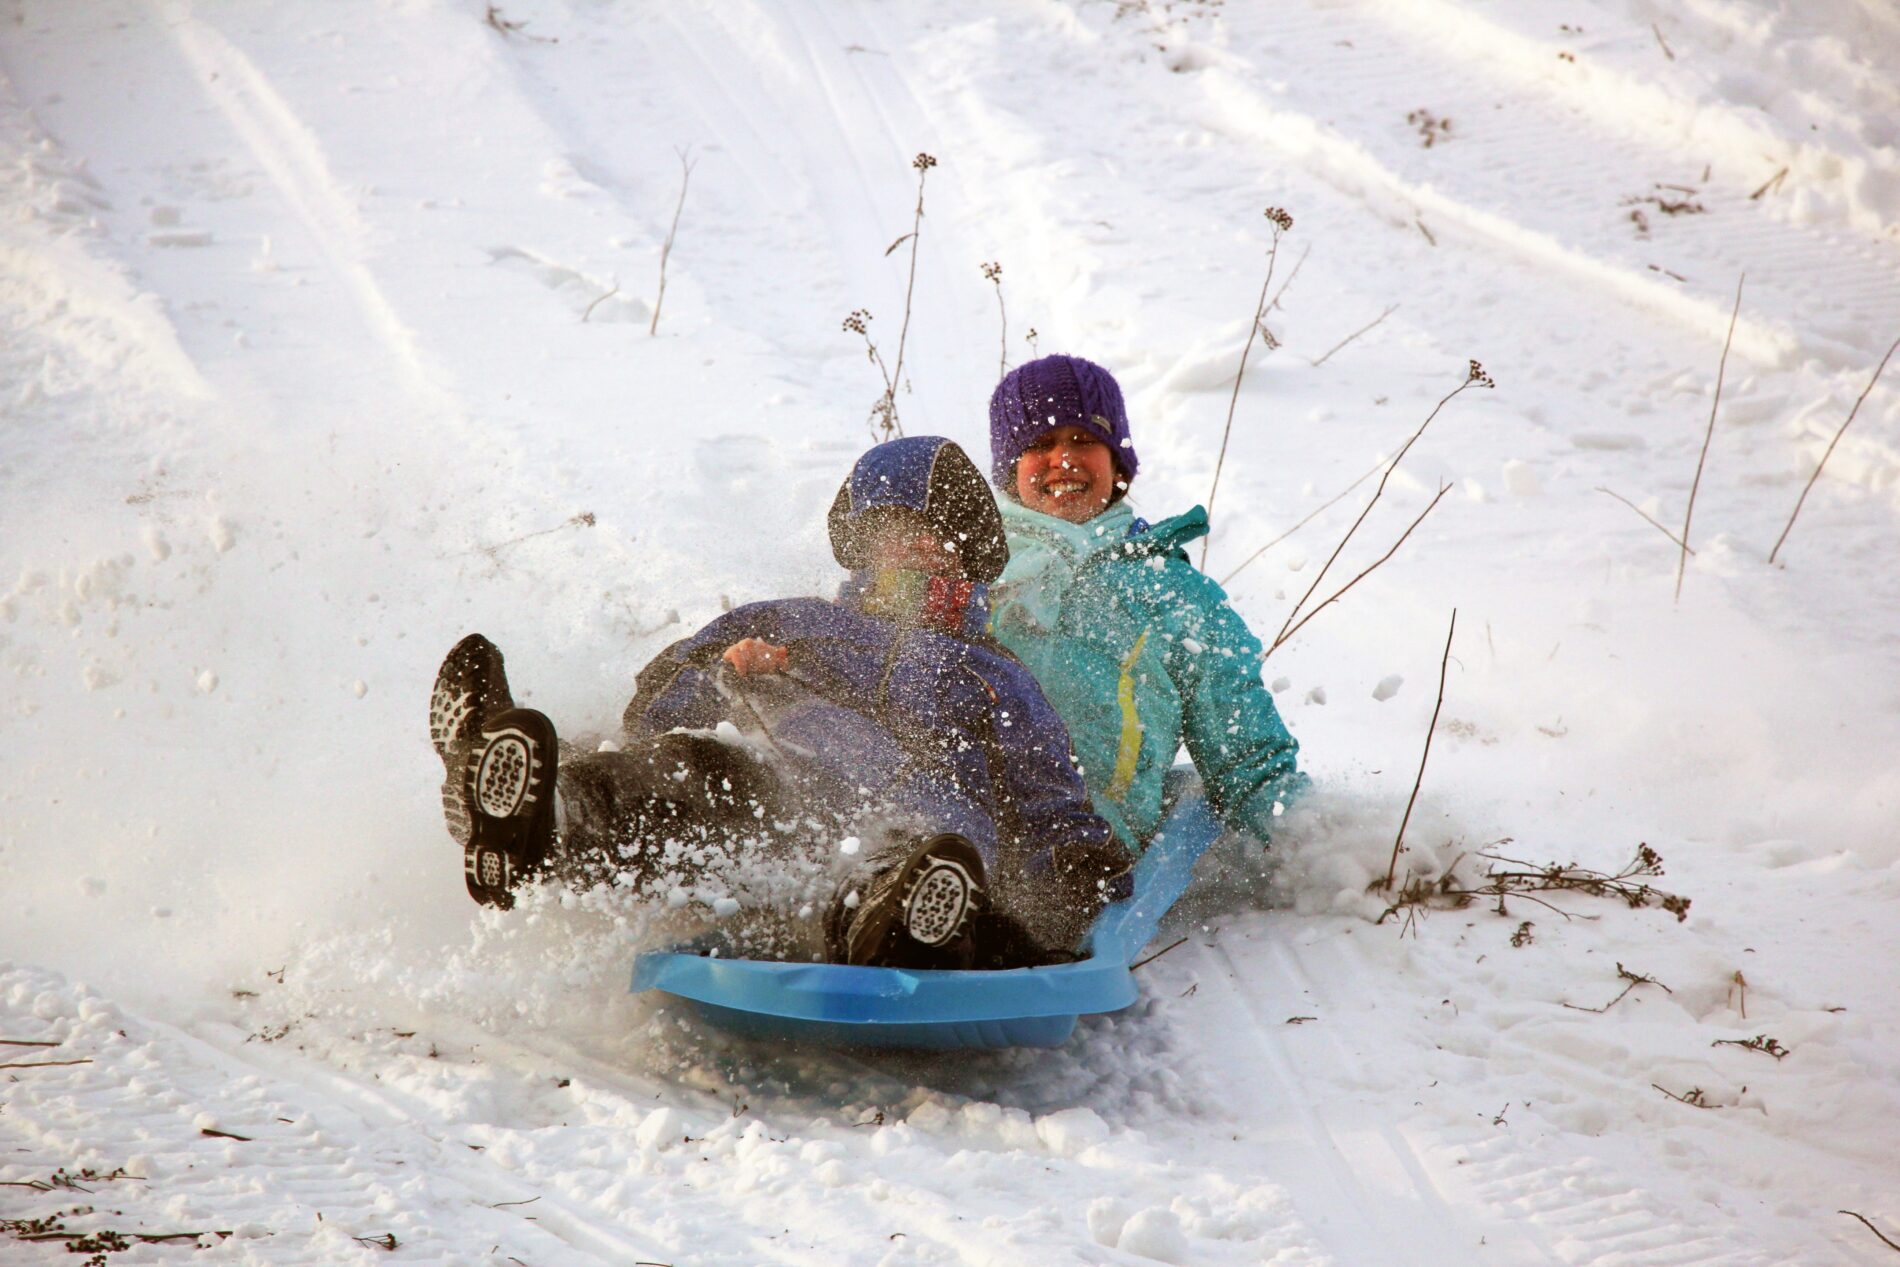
[987, 354, 1307, 851]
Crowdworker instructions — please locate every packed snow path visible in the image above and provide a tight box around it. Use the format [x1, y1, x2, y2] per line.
[3, 0, 1897, 1263]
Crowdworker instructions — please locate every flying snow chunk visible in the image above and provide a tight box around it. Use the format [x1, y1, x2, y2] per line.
[839, 836, 862, 856]
[1372, 674, 1404, 701]
[1502, 459, 1541, 497]
[1304, 685, 1327, 705]
[207, 516, 236, 552]
[350, 680, 368, 699]
[634, 1107, 684, 1152]
[196, 670, 219, 694]
[711, 896, 740, 917]
[1180, 637, 1204, 654]
[1270, 677, 1290, 694]
[1119, 1207, 1190, 1263]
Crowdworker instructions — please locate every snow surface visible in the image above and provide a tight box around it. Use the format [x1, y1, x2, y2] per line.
[4, 0, 1899, 1263]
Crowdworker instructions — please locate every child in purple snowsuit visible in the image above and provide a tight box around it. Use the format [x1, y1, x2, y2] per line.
[429, 437, 1132, 970]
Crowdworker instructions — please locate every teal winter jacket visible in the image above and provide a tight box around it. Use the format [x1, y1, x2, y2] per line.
[990, 498, 1307, 851]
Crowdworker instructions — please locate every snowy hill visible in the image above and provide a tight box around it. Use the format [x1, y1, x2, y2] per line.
[3, 0, 1897, 1262]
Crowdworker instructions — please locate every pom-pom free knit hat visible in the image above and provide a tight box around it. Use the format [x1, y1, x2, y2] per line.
[987, 354, 1138, 490]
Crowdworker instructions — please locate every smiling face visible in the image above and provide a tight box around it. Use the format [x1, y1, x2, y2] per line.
[1012, 425, 1122, 522]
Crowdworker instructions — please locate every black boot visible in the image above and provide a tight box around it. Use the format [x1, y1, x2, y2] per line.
[429, 634, 557, 909]
[460, 707, 559, 909]
[430, 633, 514, 846]
[826, 833, 986, 969]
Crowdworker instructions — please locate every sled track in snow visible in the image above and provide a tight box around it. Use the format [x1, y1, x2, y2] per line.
[1240, 924, 1782, 1267]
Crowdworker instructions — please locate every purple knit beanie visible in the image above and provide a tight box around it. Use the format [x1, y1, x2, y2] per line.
[988, 354, 1139, 490]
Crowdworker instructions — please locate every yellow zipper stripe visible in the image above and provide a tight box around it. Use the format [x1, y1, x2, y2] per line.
[1106, 630, 1150, 799]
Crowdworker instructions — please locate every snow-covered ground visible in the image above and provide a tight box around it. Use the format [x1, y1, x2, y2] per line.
[4, 0, 1898, 1262]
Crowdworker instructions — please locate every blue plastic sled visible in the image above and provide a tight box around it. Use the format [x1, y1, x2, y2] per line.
[630, 792, 1221, 1050]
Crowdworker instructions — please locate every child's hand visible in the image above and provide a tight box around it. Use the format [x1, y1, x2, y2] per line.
[722, 638, 790, 677]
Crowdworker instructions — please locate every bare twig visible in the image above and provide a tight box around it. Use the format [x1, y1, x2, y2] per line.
[1652, 1083, 1717, 1109]
[1749, 166, 1789, 200]
[0, 1058, 91, 1069]
[1272, 483, 1450, 655]
[354, 1233, 399, 1251]
[649, 147, 696, 336]
[1769, 334, 1899, 563]
[1731, 970, 1748, 1020]
[981, 261, 1008, 379]
[1595, 487, 1694, 554]
[1309, 304, 1399, 368]
[581, 284, 619, 324]
[1651, 22, 1674, 60]
[1677, 275, 1743, 602]
[1382, 609, 1456, 890]
[1130, 936, 1189, 971]
[1219, 454, 1387, 587]
[200, 1127, 252, 1141]
[1202, 207, 1294, 569]
[1562, 962, 1671, 1013]
[479, 511, 596, 559]
[1275, 360, 1492, 648]
[0, 1038, 59, 1047]
[1712, 1034, 1790, 1060]
[1415, 219, 1437, 246]
[1840, 1210, 1900, 1254]
[484, 5, 553, 42]
[1, 1167, 141, 1192]
[1267, 242, 1310, 314]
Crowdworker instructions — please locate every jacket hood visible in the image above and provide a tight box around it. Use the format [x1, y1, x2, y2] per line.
[828, 436, 1009, 583]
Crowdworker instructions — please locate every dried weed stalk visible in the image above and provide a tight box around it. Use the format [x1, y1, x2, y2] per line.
[1562, 962, 1671, 1013]
[981, 261, 1008, 379]
[1219, 453, 1386, 587]
[1310, 303, 1399, 368]
[1769, 333, 1899, 563]
[1712, 1034, 1790, 1060]
[1377, 842, 1691, 926]
[1269, 359, 1493, 656]
[1677, 275, 1743, 602]
[877, 152, 938, 438]
[1839, 1210, 1900, 1255]
[1202, 206, 1293, 569]
[1382, 608, 1457, 889]
[842, 309, 899, 438]
[649, 147, 696, 336]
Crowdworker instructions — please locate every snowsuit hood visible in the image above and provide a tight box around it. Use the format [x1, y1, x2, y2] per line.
[990, 498, 1306, 849]
[828, 436, 1008, 584]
